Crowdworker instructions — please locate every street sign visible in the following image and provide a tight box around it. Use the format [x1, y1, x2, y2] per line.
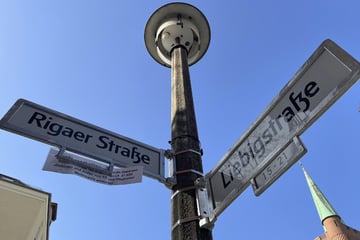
[206, 39, 360, 220]
[43, 148, 143, 185]
[0, 99, 165, 182]
[250, 136, 307, 196]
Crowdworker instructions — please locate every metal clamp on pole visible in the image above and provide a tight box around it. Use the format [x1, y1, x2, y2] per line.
[171, 185, 197, 200]
[171, 215, 201, 232]
[172, 149, 204, 179]
[174, 148, 202, 156]
[164, 149, 205, 189]
[195, 177, 215, 230]
[175, 169, 204, 177]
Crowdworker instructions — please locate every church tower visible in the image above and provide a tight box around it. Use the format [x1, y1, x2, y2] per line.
[301, 165, 360, 240]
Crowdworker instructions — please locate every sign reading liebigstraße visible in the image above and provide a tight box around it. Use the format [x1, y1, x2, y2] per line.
[206, 39, 360, 221]
[0, 99, 165, 182]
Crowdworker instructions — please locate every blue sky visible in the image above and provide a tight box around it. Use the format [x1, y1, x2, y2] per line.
[1, 1, 360, 239]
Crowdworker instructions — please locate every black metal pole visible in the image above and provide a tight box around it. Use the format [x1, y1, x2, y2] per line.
[170, 46, 213, 240]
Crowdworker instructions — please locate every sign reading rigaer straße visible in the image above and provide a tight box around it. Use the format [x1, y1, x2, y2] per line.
[207, 39, 360, 221]
[0, 99, 165, 182]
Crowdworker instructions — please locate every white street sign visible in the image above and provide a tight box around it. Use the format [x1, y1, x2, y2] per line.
[0, 99, 165, 182]
[43, 148, 143, 185]
[251, 137, 307, 196]
[206, 39, 360, 220]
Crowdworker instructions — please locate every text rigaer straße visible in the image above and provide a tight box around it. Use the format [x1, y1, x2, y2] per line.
[27, 112, 150, 165]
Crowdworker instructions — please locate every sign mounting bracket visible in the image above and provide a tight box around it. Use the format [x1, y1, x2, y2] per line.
[55, 147, 114, 176]
[195, 177, 215, 230]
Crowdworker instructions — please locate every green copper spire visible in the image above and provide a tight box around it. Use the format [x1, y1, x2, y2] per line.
[301, 163, 341, 225]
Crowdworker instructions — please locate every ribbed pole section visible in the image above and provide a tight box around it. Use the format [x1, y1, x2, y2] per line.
[170, 46, 213, 240]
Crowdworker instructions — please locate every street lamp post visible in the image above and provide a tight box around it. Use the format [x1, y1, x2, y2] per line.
[144, 3, 212, 239]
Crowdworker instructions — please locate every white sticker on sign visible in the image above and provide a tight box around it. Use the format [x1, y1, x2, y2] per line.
[43, 148, 143, 185]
